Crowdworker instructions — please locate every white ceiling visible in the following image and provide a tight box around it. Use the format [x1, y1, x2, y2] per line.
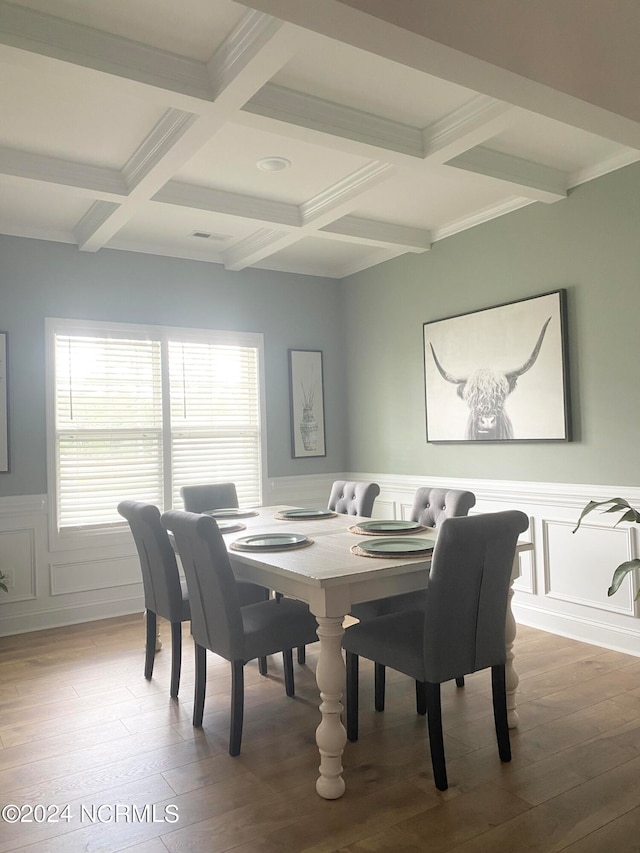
[1, 0, 638, 279]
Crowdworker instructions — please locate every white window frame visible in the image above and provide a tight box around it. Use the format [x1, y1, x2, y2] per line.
[45, 317, 267, 552]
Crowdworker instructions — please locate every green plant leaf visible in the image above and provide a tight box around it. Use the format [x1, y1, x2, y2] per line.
[608, 559, 640, 596]
[572, 498, 638, 533]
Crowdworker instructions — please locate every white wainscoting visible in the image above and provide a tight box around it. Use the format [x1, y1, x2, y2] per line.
[1, 478, 639, 657]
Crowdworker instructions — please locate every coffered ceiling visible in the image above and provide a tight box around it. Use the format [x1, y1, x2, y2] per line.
[1, 0, 638, 278]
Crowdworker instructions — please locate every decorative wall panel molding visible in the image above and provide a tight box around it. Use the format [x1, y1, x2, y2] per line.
[1, 479, 640, 657]
[50, 556, 140, 596]
[542, 518, 637, 616]
[0, 528, 36, 601]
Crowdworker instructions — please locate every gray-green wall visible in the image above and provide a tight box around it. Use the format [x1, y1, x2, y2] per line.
[0, 238, 346, 498]
[341, 162, 640, 487]
[2, 161, 640, 497]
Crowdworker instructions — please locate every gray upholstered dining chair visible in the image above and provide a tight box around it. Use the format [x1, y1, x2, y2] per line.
[180, 482, 239, 513]
[328, 480, 380, 517]
[161, 509, 319, 756]
[117, 500, 190, 699]
[180, 481, 273, 672]
[343, 510, 529, 790]
[119, 500, 268, 698]
[350, 487, 476, 621]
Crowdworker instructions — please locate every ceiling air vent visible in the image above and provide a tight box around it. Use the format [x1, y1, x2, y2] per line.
[190, 231, 230, 241]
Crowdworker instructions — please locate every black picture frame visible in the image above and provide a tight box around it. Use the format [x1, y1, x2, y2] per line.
[423, 290, 571, 443]
[288, 349, 326, 458]
[0, 331, 7, 471]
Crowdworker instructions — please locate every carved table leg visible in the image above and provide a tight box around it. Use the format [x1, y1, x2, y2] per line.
[314, 616, 347, 799]
[505, 580, 519, 728]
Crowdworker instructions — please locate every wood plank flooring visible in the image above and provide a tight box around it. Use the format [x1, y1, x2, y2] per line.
[1, 615, 640, 852]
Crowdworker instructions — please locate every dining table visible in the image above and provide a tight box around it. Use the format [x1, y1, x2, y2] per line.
[207, 504, 532, 800]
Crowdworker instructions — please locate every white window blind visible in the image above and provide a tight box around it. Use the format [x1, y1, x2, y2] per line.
[169, 341, 262, 508]
[50, 322, 263, 533]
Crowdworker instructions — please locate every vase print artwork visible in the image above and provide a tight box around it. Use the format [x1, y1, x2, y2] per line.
[299, 382, 318, 451]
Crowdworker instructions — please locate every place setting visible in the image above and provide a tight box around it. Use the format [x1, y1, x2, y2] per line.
[346, 518, 436, 558]
[350, 536, 436, 559]
[347, 519, 428, 536]
[274, 508, 337, 520]
[230, 532, 314, 553]
[203, 507, 260, 519]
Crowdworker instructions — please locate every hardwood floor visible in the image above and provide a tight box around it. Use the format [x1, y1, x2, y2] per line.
[1, 615, 640, 852]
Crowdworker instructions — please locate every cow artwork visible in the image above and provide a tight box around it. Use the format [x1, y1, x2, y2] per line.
[429, 317, 552, 440]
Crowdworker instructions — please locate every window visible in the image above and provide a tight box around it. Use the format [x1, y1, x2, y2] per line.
[46, 319, 265, 537]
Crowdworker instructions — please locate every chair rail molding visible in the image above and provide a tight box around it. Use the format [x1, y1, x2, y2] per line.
[2, 478, 640, 656]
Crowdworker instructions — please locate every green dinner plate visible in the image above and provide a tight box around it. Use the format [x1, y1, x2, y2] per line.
[232, 533, 309, 550]
[355, 519, 423, 534]
[215, 520, 245, 533]
[357, 536, 436, 555]
[206, 507, 257, 518]
[278, 508, 334, 519]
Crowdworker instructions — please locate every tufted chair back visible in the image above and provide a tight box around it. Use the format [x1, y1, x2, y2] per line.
[410, 487, 476, 529]
[328, 480, 380, 517]
[180, 482, 239, 513]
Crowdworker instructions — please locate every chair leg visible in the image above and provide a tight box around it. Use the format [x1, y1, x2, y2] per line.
[258, 656, 268, 675]
[415, 680, 427, 715]
[229, 660, 244, 756]
[491, 664, 511, 762]
[374, 662, 385, 712]
[425, 682, 448, 791]
[193, 643, 207, 728]
[144, 610, 156, 680]
[297, 646, 306, 665]
[169, 621, 182, 699]
[283, 649, 295, 697]
[345, 650, 359, 742]
[455, 676, 465, 687]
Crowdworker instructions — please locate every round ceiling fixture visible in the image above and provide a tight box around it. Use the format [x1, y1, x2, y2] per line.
[256, 156, 291, 172]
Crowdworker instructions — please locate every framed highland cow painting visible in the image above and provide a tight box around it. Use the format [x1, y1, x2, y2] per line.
[423, 290, 571, 443]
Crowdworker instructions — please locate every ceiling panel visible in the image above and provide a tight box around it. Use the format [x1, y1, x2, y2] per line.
[255, 235, 382, 278]
[111, 202, 257, 253]
[0, 0, 637, 278]
[176, 122, 370, 205]
[0, 181, 91, 233]
[0, 61, 165, 166]
[350, 167, 513, 231]
[273, 36, 473, 129]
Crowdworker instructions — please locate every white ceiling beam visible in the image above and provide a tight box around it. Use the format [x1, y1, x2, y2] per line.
[0, 147, 127, 199]
[319, 216, 430, 252]
[243, 83, 425, 162]
[242, 0, 640, 150]
[58, 11, 305, 251]
[423, 97, 520, 163]
[155, 182, 429, 254]
[445, 147, 568, 203]
[154, 182, 301, 228]
[242, 85, 520, 168]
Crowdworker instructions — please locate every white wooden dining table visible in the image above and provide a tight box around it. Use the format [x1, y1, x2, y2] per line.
[218, 505, 533, 800]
